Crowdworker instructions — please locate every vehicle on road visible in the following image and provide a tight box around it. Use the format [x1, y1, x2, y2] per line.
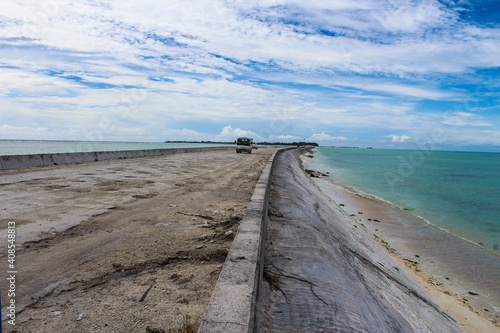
[236, 137, 253, 154]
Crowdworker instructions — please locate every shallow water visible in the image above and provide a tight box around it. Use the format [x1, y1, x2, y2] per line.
[307, 147, 500, 319]
[313, 177, 500, 319]
[310, 147, 500, 255]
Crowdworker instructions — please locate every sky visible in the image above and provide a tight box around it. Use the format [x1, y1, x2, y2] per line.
[1, 0, 499, 151]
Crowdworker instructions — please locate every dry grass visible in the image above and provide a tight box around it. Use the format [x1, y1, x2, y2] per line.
[168, 314, 199, 333]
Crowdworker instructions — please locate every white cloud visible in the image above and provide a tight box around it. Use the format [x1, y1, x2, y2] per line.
[441, 112, 493, 127]
[214, 126, 261, 142]
[358, 83, 456, 100]
[0, 0, 499, 149]
[163, 128, 214, 141]
[0, 124, 48, 136]
[276, 134, 301, 141]
[308, 132, 348, 142]
[389, 134, 411, 143]
[3, 0, 498, 77]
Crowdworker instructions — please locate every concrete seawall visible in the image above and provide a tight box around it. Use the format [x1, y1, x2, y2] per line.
[0, 146, 231, 170]
[199, 148, 461, 333]
[257, 149, 461, 332]
[198, 148, 290, 333]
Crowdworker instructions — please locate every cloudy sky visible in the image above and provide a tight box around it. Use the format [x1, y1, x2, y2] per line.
[1, 0, 499, 150]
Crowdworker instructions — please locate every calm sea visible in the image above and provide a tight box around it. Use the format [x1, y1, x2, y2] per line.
[310, 147, 500, 255]
[0, 140, 232, 156]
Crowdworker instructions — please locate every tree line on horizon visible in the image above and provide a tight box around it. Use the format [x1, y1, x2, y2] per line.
[164, 140, 319, 146]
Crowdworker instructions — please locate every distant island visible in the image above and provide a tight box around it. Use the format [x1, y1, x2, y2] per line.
[164, 140, 319, 147]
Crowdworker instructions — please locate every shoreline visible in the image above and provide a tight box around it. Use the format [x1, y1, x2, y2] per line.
[303, 153, 500, 332]
[258, 148, 462, 332]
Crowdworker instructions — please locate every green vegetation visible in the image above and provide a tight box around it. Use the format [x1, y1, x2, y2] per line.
[257, 141, 319, 147]
[165, 140, 319, 146]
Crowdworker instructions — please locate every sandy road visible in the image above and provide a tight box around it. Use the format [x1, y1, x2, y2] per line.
[0, 147, 277, 333]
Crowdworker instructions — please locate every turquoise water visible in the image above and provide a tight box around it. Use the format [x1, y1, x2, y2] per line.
[0, 140, 232, 156]
[311, 147, 500, 254]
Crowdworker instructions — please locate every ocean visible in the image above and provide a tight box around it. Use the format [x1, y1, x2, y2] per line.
[308, 147, 500, 318]
[0, 140, 232, 156]
[310, 147, 500, 254]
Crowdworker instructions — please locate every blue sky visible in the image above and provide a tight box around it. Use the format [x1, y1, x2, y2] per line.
[1, 0, 499, 151]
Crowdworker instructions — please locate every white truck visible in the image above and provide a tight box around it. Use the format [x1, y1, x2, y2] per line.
[236, 137, 253, 154]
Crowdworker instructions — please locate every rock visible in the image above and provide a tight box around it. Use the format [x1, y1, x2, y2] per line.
[155, 222, 173, 226]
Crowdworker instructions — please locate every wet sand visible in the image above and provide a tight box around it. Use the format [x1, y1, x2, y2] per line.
[0, 148, 278, 332]
[305, 155, 500, 332]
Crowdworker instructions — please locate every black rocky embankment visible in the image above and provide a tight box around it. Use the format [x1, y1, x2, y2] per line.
[256, 148, 462, 332]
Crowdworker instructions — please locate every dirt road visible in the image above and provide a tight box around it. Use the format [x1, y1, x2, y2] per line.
[0, 148, 277, 332]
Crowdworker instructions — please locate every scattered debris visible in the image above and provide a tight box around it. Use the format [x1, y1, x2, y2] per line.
[304, 169, 328, 178]
[139, 282, 155, 302]
[179, 212, 214, 220]
[219, 216, 242, 228]
[155, 222, 173, 227]
[77, 313, 84, 321]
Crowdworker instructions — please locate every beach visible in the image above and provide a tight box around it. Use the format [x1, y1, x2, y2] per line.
[0, 148, 278, 332]
[303, 151, 500, 333]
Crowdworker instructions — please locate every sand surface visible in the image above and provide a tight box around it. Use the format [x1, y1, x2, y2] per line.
[304, 155, 500, 333]
[0, 148, 277, 332]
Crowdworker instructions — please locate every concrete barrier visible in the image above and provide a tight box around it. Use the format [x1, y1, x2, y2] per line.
[198, 148, 289, 333]
[51, 152, 98, 165]
[0, 146, 232, 170]
[0, 154, 45, 170]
